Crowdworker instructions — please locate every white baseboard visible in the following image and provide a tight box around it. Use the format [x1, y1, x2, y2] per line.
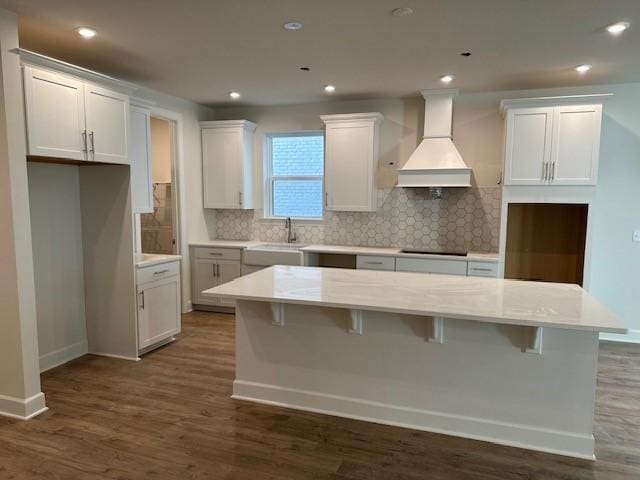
[600, 329, 640, 344]
[0, 392, 48, 420]
[40, 340, 88, 373]
[89, 351, 140, 362]
[233, 380, 595, 460]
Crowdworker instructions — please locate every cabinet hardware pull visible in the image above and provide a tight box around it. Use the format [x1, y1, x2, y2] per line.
[541, 162, 545, 180]
[543, 162, 549, 181]
[216, 264, 220, 277]
[89, 131, 95, 154]
[212, 264, 216, 277]
[472, 267, 493, 272]
[239, 192, 242, 206]
[365, 261, 384, 265]
[141, 291, 145, 309]
[81, 131, 88, 153]
[209, 252, 223, 256]
[153, 269, 169, 275]
[551, 161, 555, 181]
[325, 192, 328, 208]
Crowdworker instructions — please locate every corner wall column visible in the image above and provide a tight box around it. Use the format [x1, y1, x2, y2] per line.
[0, 7, 47, 419]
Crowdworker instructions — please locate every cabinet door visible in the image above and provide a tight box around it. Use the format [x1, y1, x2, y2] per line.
[84, 83, 129, 164]
[192, 259, 218, 306]
[202, 127, 242, 208]
[550, 105, 602, 185]
[504, 107, 553, 185]
[216, 261, 242, 307]
[130, 106, 153, 213]
[23, 66, 86, 160]
[325, 120, 377, 211]
[138, 276, 181, 350]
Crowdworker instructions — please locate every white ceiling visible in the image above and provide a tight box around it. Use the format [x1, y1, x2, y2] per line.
[1, 0, 639, 106]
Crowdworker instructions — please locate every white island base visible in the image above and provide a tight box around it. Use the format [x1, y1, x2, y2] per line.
[233, 300, 599, 459]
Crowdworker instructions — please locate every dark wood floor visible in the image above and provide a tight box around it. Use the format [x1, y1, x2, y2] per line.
[1, 311, 639, 479]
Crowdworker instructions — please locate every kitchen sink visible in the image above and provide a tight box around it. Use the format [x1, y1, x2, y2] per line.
[243, 243, 306, 266]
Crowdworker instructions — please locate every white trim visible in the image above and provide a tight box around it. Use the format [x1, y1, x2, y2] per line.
[499, 94, 613, 115]
[17, 48, 138, 94]
[600, 329, 640, 344]
[89, 352, 140, 362]
[0, 392, 48, 420]
[233, 380, 595, 460]
[39, 340, 88, 373]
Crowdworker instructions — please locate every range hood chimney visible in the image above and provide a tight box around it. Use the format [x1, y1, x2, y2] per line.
[397, 89, 471, 189]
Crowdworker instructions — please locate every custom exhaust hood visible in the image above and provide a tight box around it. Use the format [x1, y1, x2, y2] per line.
[397, 89, 471, 192]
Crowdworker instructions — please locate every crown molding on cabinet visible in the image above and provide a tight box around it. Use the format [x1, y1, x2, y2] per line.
[499, 94, 613, 116]
[320, 112, 384, 124]
[15, 48, 139, 94]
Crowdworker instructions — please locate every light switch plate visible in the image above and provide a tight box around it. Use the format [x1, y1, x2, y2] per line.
[633, 229, 640, 243]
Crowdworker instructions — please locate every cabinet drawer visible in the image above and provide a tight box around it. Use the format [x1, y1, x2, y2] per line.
[467, 261, 498, 278]
[193, 247, 241, 261]
[396, 257, 467, 276]
[356, 255, 395, 271]
[137, 260, 180, 285]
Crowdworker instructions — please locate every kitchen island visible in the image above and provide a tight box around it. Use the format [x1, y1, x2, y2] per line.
[205, 266, 626, 459]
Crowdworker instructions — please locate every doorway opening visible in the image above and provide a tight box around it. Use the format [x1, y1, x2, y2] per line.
[141, 116, 178, 255]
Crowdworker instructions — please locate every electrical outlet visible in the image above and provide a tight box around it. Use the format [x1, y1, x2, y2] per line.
[633, 229, 640, 243]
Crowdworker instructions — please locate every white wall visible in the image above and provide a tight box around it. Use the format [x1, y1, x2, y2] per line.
[150, 116, 172, 184]
[27, 163, 88, 371]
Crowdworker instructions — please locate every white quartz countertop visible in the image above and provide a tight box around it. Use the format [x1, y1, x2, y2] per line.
[205, 265, 626, 333]
[135, 253, 182, 268]
[300, 244, 499, 262]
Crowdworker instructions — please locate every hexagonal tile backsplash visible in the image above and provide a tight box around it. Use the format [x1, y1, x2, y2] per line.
[214, 187, 501, 253]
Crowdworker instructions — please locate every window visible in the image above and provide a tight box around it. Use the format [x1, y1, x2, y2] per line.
[265, 132, 324, 218]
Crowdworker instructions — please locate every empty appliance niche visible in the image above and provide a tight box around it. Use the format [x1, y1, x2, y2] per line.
[505, 203, 588, 286]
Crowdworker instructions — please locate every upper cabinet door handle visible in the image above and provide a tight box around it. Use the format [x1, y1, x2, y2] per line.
[239, 191, 243, 206]
[81, 131, 88, 153]
[551, 161, 556, 181]
[89, 131, 95, 154]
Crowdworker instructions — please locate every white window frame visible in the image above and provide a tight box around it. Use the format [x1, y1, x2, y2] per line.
[263, 131, 325, 220]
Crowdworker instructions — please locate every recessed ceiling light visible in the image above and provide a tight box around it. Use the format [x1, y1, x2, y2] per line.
[283, 21, 303, 30]
[440, 74, 455, 84]
[575, 64, 592, 74]
[392, 7, 414, 17]
[324, 85, 336, 93]
[229, 91, 241, 99]
[606, 21, 630, 35]
[76, 27, 96, 39]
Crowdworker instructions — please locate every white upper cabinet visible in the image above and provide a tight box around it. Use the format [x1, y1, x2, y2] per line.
[84, 83, 129, 164]
[23, 65, 130, 164]
[23, 65, 87, 160]
[321, 112, 383, 212]
[129, 105, 153, 214]
[201, 120, 256, 209]
[501, 96, 606, 186]
[551, 105, 602, 185]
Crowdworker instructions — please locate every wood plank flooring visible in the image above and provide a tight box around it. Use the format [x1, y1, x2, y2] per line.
[1, 311, 639, 479]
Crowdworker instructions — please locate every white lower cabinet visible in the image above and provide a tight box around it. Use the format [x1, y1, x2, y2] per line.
[356, 255, 395, 271]
[467, 261, 499, 278]
[395, 257, 468, 276]
[136, 261, 181, 352]
[191, 247, 242, 308]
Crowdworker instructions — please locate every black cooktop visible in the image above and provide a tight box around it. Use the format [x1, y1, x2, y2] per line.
[400, 248, 467, 257]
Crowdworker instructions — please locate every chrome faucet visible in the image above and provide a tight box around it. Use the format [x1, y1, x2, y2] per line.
[284, 217, 297, 243]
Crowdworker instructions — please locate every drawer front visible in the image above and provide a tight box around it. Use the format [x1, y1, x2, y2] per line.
[396, 257, 467, 276]
[193, 246, 241, 261]
[356, 255, 396, 271]
[467, 261, 498, 278]
[137, 260, 180, 285]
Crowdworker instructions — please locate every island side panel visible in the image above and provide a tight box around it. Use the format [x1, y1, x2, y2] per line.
[233, 300, 600, 459]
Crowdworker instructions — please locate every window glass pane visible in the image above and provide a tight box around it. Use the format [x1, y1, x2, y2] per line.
[273, 179, 323, 218]
[271, 135, 324, 176]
